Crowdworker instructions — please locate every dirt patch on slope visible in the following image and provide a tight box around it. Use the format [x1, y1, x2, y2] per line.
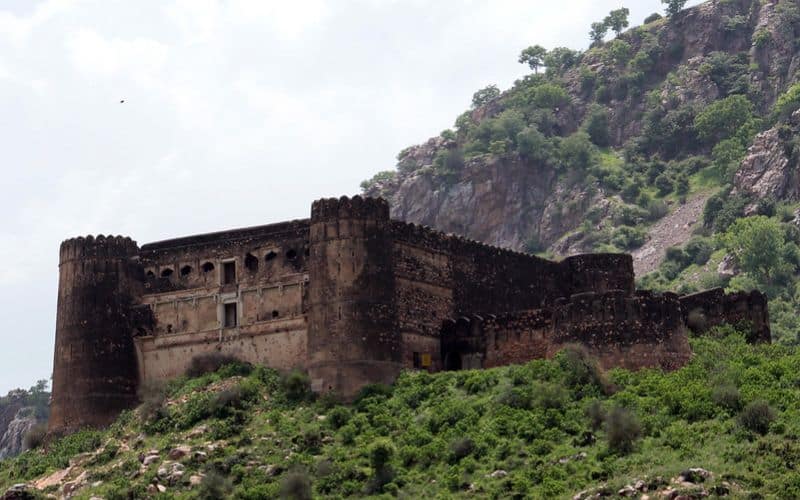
[632, 193, 710, 277]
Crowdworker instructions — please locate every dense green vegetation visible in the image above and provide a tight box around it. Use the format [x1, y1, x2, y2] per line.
[2, 328, 799, 498]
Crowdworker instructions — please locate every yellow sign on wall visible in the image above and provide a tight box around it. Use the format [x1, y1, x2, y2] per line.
[421, 353, 431, 367]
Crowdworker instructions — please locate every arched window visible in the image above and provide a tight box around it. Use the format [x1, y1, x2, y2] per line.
[272, 310, 279, 319]
[245, 253, 259, 272]
[160, 268, 174, 278]
[265, 251, 277, 261]
[286, 249, 297, 260]
[146, 270, 155, 278]
[180, 265, 192, 277]
[201, 262, 215, 273]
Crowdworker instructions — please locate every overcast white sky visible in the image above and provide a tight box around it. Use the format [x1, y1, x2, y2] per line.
[0, 0, 701, 394]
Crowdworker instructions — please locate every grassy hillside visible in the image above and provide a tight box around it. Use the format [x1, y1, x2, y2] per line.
[3, 328, 799, 498]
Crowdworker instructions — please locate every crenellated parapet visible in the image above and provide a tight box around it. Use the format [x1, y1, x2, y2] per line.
[310, 195, 390, 223]
[59, 235, 139, 263]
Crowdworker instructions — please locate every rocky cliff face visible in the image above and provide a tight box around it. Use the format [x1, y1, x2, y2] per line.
[372, 147, 606, 250]
[364, 0, 800, 256]
[734, 110, 800, 201]
[0, 408, 39, 460]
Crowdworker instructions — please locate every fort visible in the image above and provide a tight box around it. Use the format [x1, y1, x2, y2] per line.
[49, 196, 770, 434]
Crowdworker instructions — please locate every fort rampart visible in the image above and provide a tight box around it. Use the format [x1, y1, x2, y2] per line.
[49, 196, 770, 434]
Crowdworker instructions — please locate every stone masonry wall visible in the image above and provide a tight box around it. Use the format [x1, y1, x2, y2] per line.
[136, 220, 312, 383]
[441, 290, 693, 373]
[680, 288, 770, 343]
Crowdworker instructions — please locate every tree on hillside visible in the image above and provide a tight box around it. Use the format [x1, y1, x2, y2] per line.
[519, 45, 548, 74]
[604, 8, 630, 36]
[663, 0, 688, 17]
[471, 84, 500, 108]
[694, 94, 756, 145]
[722, 216, 796, 286]
[589, 21, 609, 46]
[544, 47, 581, 76]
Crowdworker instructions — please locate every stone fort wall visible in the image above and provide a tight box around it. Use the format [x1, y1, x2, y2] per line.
[49, 195, 770, 434]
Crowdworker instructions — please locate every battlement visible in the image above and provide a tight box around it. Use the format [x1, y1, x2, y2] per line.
[59, 235, 139, 264]
[311, 195, 390, 222]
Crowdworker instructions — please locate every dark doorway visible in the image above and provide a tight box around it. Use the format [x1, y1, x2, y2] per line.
[224, 303, 237, 328]
[440, 318, 485, 371]
[223, 261, 236, 284]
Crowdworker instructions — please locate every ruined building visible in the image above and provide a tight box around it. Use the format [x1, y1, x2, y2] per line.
[49, 196, 770, 434]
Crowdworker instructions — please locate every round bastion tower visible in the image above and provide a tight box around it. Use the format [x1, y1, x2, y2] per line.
[307, 196, 402, 399]
[49, 235, 144, 434]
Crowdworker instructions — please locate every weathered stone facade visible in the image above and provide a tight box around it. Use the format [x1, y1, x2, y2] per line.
[49, 196, 770, 434]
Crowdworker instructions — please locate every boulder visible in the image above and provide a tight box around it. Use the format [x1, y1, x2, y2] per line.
[168, 445, 191, 460]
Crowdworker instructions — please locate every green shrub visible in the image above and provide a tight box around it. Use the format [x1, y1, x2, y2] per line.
[471, 84, 500, 108]
[774, 83, 800, 122]
[559, 131, 597, 171]
[604, 39, 633, 66]
[533, 83, 570, 109]
[449, 437, 475, 462]
[186, 352, 248, 378]
[461, 371, 498, 394]
[685, 237, 714, 265]
[281, 370, 312, 403]
[665, 246, 689, 266]
[655, 173, 674, 195]
[694, 94, 755, 145]
[327, 407, 351, 429]
[495, 386, 534, 410]
[606, 406, 641, 454]
[517, 127, 555, 163]
[646, 199, 669, 221]
[611, 226, 646, 250]
[712, 384, 742, 412]
[753, 29, 771, 49]
[280, 467, 313, 500]
[583, 104, 611, 147]
[738, 400, 776, 435]
[22, 424, 47, 451]
[586, 400, 606, 431]
[559, 345, 608, 393]
[366, 439, 396, 494]
[644, 12, 662, 24]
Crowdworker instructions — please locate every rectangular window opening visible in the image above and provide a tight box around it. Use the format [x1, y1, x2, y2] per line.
[223, 261, 236, 285]
[412, 352, 421, 369]
[224, 303, 238, 328]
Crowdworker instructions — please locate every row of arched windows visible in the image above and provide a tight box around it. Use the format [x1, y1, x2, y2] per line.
[146, 247, 304, 281]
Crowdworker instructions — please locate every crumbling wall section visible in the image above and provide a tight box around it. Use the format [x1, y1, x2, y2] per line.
[547, 290, 691, 371]
[442, 290, 693, 372]
[680, 288, 770, 342]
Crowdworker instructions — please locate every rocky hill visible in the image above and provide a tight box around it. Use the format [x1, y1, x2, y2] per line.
[2, 327, 800, 499]
[0, 384, 48, 461]
[362, 0, 800, 345]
